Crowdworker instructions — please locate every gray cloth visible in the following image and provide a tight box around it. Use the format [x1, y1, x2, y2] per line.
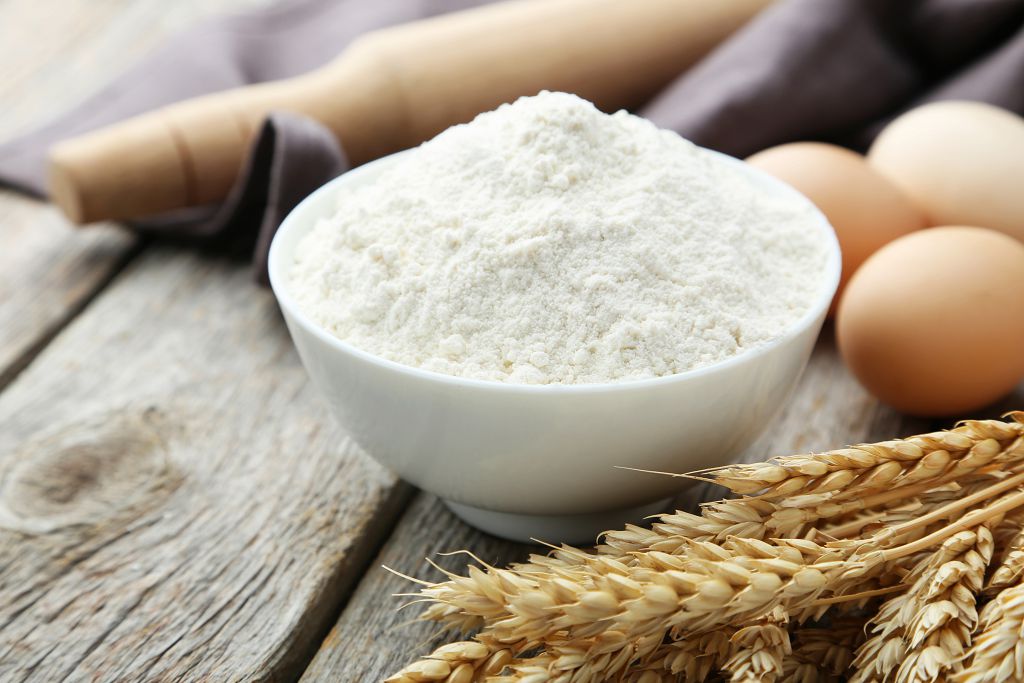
[1, 0, 1022, 283]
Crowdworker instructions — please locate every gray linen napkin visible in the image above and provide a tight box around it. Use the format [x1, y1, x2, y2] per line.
[1, 0, 1022, 283]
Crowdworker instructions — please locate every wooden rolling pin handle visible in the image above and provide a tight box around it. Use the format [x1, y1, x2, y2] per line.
[48, 0, 771, 225]
[49, 73, 349, 223]
[50, 116, 190, 224]
[48, 32, 405, 224]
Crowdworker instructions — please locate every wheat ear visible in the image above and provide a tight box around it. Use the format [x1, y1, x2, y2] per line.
[647, 630, 733, 681]
[954, 582, 1024, 683]
[426, 537, 854, 647]
[412, 491, 1019, 670]
[987, 523, 1024, 595]
[849, 525, 995, 683]
[721, 606, 791, 682]
[605, 417, 1024, 555]
[782, 616, 866, 683]
[384, 639, 516, 683]
[488, 631, 666, 683]
[706, 416, 1024, 499]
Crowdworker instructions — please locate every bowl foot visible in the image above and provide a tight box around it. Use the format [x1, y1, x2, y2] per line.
[443, 497, 674, 545]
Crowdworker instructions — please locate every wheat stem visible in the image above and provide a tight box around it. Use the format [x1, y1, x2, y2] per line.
[866, 490, 1024, 565]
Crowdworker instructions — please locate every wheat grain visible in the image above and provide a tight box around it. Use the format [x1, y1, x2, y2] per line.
[405, 494, 1014, 679]
[779, 657, 827, 683]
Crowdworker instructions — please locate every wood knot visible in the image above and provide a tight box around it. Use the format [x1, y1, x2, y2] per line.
[0, 407, 180, 534]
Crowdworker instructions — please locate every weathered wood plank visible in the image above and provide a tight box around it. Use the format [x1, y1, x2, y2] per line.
[299, 493, 534, 683]
[0, 0, 262, 388]
[0, 246, 409, 682]
[299, 330, 1023, 681]
[0, 198, 134, 388]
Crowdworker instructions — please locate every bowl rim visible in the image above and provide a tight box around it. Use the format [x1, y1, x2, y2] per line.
[269, 147, 842, 395]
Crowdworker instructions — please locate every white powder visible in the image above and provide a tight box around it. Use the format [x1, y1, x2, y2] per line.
[290, 92, 830, 385]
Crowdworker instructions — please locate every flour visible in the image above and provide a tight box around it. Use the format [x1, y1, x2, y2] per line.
[290, 92, 830, 384]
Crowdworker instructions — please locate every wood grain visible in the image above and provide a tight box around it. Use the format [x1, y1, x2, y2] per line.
[0, 0, 263, 388]
[0, 197, 135, 389]
[299, 493, 534, 683]
[299, 329, 1024, 681]
[0, 246, 409, 682]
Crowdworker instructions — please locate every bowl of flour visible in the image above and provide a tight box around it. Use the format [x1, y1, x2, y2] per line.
[269, 92, 840, 543]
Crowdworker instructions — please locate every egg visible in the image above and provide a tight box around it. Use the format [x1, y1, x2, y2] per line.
[868, 101, 1024, 243]
[747, 142, 925, 310]
[837, 226, 1024, 416]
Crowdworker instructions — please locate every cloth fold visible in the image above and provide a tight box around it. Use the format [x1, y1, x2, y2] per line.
[2, 0, 1022, 283]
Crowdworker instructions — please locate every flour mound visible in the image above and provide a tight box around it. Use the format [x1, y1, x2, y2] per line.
[290, 92, 830, 384]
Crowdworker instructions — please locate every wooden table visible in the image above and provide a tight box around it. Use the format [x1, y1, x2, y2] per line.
[0, 2, 1020, 681]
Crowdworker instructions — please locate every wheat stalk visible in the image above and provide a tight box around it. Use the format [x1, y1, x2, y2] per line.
[601, 498, 779, 553]
[388, 415, 1024, 683]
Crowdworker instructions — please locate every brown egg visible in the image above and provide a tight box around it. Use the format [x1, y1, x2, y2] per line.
[868, 101, 1024, 243]
[747, 142, 925, 311]
[837, 226, 1024, 416]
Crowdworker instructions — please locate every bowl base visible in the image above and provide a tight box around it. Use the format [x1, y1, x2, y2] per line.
[444, 497, 674, 545]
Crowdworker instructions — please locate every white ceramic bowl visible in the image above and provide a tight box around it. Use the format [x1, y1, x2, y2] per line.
[269, 149, 841, 543]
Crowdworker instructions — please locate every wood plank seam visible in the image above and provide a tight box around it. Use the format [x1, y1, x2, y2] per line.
[0, 239, 144, 393]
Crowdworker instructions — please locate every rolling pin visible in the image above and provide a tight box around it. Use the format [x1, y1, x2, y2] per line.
[48, 0, 771, 224]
